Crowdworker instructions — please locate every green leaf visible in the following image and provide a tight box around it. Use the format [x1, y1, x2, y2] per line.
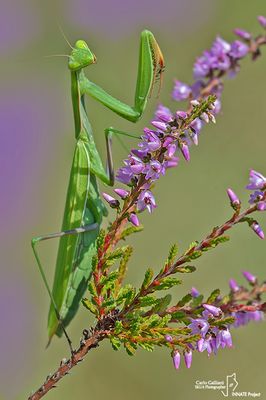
[117, 246, 133, 285]
[88, 281, 97, 296]
[145, 314, 160, 328]
[110, 336, 121, 351]
[100, 271, 119, 287]
[188, 251, 202, 260]
[191, 294, 204, 307]
[91, 254, 98, 272]
[206, 289, 220, 303]
[153, 277, 181, 291]
[96, 229, 106, 250]
[102, 297, 116, 309]
[212, 316, 235, 326]
[124, 341, 137, 356]
[138, 342, 154, 351]
[114, 320, 123, 335]
[177, 293, 192, 307]
[138, 296, 158, 307]
[82, 298, 98, 314]
[117, 284, 135, 304]
[212, 236, 230, 245]
[167, 244, 178, 264]
[151, 294, 172, 313]
[171, 310, 187, 320]
[120, 225, 143, 240]
[176, 265, 196, 273]
[141, 268, 154, 290]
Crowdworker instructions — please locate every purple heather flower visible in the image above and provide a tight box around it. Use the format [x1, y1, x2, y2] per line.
[251, 222, 264, 239]
[127, 155, 145, 174]
[193, 54, 211, 78]
[163, 157, 179, 169]
[102, 192, 119, 208]
[232, 310, 264, 327]
[212, 36, 231, 54]
[166, 143, 176, 158]
[257, 201, 266, 211]
[144, 160, 165, 181]
[116, 167, 133, 185]
[129, 213, 140, 227]
[172, 350, 181, 370]
[184, 350, 192, 368]
[137, 190, 157, 213]
[172, 80, 191, 101]
[258, 15, 266, 28]
[227, 188, 240, 205]
[203, 304, 222, 317]
[114, 188, 129, 199]
[213, 98, 222, 114]
[246, 169, 266, 190]
[229, 40, 249, 59]
[155, 104, 174, 123]
[151, 120, 168, 132]
[180, 142, 190, 161]
[201, 112, 209, 123]
[242, 270, 257, 284]
[190, 117, 203, 135]
[197, 337, 212, 354]
[249, 190, 264, 204]
[140, 129, 162, 152]
[229, 278, 240, 292]
[191, 287, 200, 297]
[220, 329, 233, 348]
[165, 334, 173, 343]
[234, 28, 251, 41]
[188, 318, 209, 337]
[176, 110, 187, 119]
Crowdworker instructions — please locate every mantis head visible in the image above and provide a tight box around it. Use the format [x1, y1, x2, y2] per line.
[68, 40, 97, 71]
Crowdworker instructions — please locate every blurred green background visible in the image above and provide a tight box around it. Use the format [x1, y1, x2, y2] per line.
[1, 0, 266, 399]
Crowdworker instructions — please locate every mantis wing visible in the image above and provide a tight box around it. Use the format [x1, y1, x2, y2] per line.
[47, 139, 91, 339]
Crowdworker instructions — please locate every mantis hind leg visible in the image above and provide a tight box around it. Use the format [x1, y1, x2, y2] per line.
[31, 222, 98, 353]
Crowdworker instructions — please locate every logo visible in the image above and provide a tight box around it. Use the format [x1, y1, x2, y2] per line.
[194, 372, 261, 398]
[221, 373, 238, 397]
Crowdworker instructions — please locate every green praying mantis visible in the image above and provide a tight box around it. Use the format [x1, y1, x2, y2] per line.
[32, 30, 165, 350]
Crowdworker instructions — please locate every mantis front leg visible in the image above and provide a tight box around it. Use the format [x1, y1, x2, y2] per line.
[79, 30, 165, 122]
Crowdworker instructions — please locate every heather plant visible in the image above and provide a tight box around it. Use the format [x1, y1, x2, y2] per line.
[29, 16, 266, 400]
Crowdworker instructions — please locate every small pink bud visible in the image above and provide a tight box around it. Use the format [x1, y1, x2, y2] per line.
[180, 143, 190, 161]
[176, 110, 187, 119]
[234, 28, 251, 41]
[229, 278, 239, 292]
[165, 335, 173, 343]
[203, 304, 222, 317]
[184, 350, 192, 368]
[190, 99, 200, 106]
[102, 192, 120, 208]
[258, 15, 266, 28]
[129, 213, 140, 227]
[257, 201, 266, 211]
[242, 270, 257, 285]
[251, 222, 264, 239]
[172, 350, 181, 370]
[114, 188, 129, 199]
[227, 188, 240, 206]
[201, 112, 209, 123]
[151, 120, 168, 132]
